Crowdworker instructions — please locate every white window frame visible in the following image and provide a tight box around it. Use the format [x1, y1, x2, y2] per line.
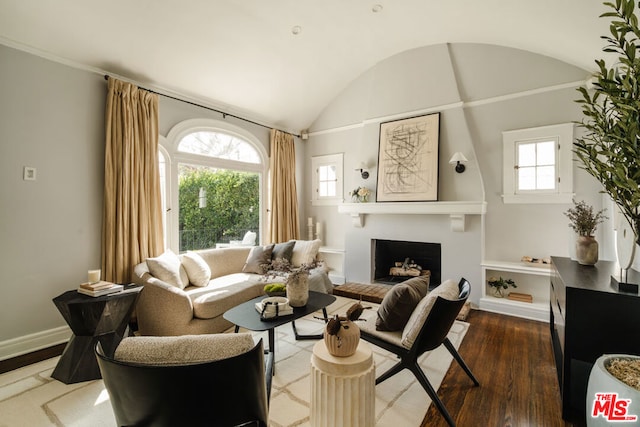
[312, 153, 344, 206]
[163, 119, 268, 253]
[502, 123, 574, 204]
[158, 140, 171, 250]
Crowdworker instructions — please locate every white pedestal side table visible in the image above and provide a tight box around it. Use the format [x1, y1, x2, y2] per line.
[310, 340, 375, 427]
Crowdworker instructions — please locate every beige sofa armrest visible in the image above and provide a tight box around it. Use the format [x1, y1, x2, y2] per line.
[132, 261, 152, 286]
[136, 277, 195, 336]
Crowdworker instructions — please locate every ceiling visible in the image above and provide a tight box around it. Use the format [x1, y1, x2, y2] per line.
[0, 0, 613, 133]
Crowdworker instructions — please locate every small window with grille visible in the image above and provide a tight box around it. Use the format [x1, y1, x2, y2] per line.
[502, 123, 574, 204]
[312, 153, 343, 206]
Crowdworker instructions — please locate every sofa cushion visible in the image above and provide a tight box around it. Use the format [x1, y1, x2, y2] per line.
[242, 244, 274, 274]
[182, 252, 211, 287]
[146, 249, 188, 289]
[272, 241, 295, 263]
[401, 279, 460, 349]
[376, 275, 430, 331]
[290, 239, 321, 267]
[114, 333, 255, 366]
[189, 273, 265, 319]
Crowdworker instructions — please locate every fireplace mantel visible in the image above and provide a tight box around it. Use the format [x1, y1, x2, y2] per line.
[338, 201, 487, 231]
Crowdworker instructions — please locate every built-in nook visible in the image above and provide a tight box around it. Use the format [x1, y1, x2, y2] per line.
[371, 239, 441, 287]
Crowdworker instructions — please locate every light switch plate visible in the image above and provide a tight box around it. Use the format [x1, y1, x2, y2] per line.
[23, 166, 36, 181]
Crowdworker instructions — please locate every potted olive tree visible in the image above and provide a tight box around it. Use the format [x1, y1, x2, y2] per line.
[575, 0, 640, 248]
[580, 3, 640, 423]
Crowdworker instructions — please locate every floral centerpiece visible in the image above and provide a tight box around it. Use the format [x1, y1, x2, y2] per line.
[350, 186, 371, 203]
[487, 276, 516, 298]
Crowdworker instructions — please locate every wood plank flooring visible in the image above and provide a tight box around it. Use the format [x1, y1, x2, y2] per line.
[420, 310, 574, 427]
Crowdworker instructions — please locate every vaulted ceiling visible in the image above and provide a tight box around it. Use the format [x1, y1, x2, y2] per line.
[0, 0, 613, 133]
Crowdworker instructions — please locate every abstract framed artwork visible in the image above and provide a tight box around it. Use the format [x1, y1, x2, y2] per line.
[376, 113, 440, 202]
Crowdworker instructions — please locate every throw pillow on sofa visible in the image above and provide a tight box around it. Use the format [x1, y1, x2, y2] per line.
[290, 239, 321, 267]
[146, 249, 189, 289]
[376, 275, 430, 331]
[272, 241, 295, 263]
[242, 244, 275, 274]
[182, 252, 211, 287]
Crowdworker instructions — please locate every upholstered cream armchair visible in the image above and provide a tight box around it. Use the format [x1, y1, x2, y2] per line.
[96, 333, 269, 426]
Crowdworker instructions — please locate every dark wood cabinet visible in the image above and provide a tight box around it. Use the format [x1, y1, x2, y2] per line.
[550, 256, 640, 425]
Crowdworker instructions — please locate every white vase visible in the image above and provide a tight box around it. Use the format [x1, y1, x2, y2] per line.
[587, 354, 640, 426]
[286, 271, 309, 307]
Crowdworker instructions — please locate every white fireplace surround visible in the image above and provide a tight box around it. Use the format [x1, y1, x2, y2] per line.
[338, 201, 487, 231]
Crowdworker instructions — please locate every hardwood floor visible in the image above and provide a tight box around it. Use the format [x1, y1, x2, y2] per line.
[421, 310, 575, 427]
[0, 343, 65, 374]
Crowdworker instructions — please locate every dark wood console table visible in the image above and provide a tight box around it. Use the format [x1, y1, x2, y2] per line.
[550, 256, 640, 425]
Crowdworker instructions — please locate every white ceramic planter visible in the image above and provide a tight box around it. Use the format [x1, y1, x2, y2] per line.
[587, 354, 640, 426]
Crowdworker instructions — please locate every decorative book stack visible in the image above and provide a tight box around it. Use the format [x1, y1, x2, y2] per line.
[77, 281, 123, 297]
[507, 292, 533, 303]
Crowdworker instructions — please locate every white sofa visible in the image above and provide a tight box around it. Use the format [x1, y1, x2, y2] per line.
[132, 241, 332, 336]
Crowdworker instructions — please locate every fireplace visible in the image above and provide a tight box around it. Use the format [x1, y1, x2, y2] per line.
[371, 239, 441, 287]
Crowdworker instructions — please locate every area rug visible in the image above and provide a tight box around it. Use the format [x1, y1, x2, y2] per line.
[0, 296, 469, 427]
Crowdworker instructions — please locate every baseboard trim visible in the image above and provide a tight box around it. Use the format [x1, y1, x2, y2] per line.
[0, 326, 71, 361]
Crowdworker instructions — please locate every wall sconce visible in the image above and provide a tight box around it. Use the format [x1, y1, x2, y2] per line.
[449, 152, 468, 173]
[356, 162, 370, 179]
[198, 187, 207, 208]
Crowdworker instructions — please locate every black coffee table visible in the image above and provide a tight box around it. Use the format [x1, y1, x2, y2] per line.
[223, 291, 335, 397]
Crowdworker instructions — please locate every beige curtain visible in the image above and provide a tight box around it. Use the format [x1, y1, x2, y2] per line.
[102, 77, 163, 283]
[268, 129, 300, 243]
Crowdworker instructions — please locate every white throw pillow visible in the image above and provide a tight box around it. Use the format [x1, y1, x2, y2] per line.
[290, 239, 321, 267]
[182, 251, 211, 287]
[146, 249, 188, 289]
[400, 279, 460, 349]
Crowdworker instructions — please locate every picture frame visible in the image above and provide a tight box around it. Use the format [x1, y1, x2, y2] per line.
[376, 113, 440, 202]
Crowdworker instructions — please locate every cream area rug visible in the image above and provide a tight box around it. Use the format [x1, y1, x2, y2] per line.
[0, 296, 469, 427]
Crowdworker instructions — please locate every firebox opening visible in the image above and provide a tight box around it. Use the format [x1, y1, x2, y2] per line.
[371, 239, 441, 288]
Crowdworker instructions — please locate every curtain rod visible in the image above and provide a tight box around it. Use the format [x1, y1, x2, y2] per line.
[103, 75, 300, 138]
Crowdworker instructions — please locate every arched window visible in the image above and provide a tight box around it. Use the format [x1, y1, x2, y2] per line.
[163, 120, 267, 252]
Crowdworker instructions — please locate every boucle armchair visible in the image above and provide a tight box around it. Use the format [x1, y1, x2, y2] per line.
[96, 333, 268, 427]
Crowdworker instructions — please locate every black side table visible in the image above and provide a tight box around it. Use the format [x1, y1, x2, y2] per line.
[51, 285, 142, 384]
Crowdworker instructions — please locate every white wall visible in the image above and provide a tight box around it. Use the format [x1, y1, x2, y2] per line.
[304, 43, 610, 306]
[0, 45, 105, 354]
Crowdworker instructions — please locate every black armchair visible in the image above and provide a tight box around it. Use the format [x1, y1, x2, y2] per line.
[360, 277, 479, 427]
[96, 333, 268, 427]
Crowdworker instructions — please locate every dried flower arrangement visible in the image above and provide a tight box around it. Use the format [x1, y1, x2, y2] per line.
[261, 258, 318, 281]
[564, 199, 607, 237]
